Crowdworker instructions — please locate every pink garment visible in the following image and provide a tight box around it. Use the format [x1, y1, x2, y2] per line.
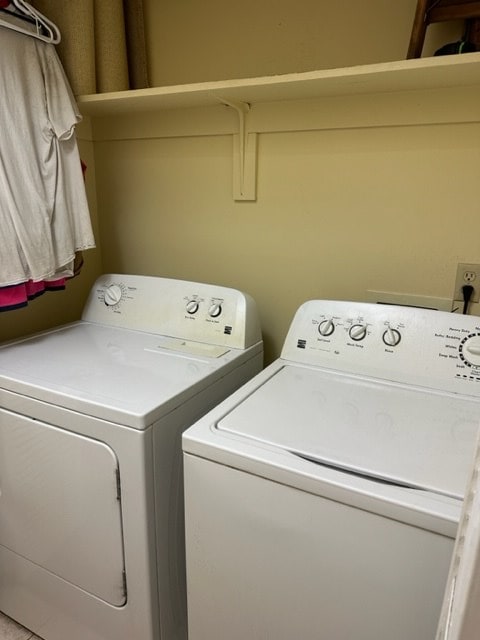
[0, 279, 66, 312]
[0, 249, 83, 311]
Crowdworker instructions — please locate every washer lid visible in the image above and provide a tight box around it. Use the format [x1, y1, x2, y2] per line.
[216, 365, 480, 499]
[0, 322, 243, 428]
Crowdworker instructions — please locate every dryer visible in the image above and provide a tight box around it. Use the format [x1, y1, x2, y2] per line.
[183, 300, 480, 640]
[0, 273, 263, 640]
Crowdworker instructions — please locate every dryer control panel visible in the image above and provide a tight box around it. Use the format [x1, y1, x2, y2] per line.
[82, 274, 261, 350]
[281, 300, 480, 396]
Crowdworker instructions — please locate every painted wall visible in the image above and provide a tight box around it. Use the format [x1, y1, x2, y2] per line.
[89, 2, 478, 362]
[143, 0, 461, 85]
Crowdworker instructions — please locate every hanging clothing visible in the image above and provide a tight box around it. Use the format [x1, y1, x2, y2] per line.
[0, 15, 95, 289]
[0, 278, 66, 312]
[0, 251, 84, 312]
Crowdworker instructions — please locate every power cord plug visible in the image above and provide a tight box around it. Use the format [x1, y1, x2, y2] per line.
[462, 284, 474, 315]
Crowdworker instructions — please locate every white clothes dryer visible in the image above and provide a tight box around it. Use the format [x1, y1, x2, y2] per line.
[0, 274, 263, 640]
[183, 300, 480, 640]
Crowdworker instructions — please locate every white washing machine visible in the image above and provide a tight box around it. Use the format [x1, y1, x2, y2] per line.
[0, 273, 263, 640]
[183, 300, 480, 640]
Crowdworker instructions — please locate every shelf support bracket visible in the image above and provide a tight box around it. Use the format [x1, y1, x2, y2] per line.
[218, 98, 257, 201]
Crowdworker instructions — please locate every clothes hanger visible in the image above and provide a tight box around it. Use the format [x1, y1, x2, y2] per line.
[14, 0, 61, 42]
[0, 0, 61, 43]
[0, 2, 57, 42]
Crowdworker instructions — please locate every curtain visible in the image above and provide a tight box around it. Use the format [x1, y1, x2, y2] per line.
[33, 0, 149, 95]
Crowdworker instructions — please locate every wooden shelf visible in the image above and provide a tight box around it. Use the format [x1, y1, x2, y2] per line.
[77, 53, 480, 116]
[77, 54, 480, 202]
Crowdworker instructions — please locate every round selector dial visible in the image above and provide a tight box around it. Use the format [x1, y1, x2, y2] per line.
[383, 327, 401, 347]
[186, 299, 200, 315]
[318, 319, 335, 337]
[208, 303, 222, 318]
[349, 323, 367, 342]
[104, 284, 123, 306]
[459, 334, 480, 368]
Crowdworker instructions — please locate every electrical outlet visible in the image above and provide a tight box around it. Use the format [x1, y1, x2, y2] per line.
[453, 263, 480, 303]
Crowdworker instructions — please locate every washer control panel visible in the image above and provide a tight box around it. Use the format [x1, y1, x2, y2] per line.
[82, 274, 261, 349]
[281, 300, 480, 395]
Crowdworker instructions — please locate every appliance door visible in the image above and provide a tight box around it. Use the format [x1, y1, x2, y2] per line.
[216, 365, 480, 498]
[0, 408, 126, 606]
[184, 454, 454, 640]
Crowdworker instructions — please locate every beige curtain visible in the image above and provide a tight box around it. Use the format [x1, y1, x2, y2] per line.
[33, 0, 149, 95]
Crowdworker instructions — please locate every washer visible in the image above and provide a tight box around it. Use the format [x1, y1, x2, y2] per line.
[0, 273, 262, 640]
[183, 300, 480, 640]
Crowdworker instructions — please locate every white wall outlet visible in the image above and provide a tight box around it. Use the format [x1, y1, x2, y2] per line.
[453, 263, 480, 303]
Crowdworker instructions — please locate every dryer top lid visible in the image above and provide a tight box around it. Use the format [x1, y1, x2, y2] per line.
[0, 322, 259, 428]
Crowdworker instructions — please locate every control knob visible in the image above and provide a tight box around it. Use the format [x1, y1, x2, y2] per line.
[349, 323, 367, 342]
[383, 327, 401, 347]
[460, 334, 480, 368]
[186, 300, 200, 315]
[208, 303, 222, 318]
[104, 284, 123, 306]
[318, 319, 335, 337]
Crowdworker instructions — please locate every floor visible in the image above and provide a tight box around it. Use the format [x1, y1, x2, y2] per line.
[0, 612, 41, 640]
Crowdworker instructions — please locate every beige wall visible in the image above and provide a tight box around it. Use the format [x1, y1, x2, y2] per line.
[144, 0, 461, 86]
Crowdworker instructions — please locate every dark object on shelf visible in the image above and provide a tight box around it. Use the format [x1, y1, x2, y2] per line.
[407, 0, 480, 58]
[434, 39, 477, 53]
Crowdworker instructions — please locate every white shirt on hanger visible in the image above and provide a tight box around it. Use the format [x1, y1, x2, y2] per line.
[0, 20, 94, 286]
